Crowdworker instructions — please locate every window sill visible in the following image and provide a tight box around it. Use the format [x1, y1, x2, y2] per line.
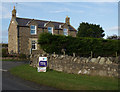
[32, 49, 37, 50]
[31, 34, 37, 35]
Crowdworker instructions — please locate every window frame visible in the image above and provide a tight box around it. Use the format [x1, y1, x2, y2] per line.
[31, 40, 37, 50]
[48, 27, 53, 34]
[30, 25, 37, 35]
[63, 28, 68, 36]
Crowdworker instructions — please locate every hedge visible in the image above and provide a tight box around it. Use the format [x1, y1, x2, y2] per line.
[2, 48, 8, 57]
[38, 33, 120, 57]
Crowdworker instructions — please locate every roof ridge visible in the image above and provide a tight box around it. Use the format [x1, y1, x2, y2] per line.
[48, 20, 64, 24]
[16, 17, 77, 31]
[69, 25, 77, 31]
[16, 17, 64, 24]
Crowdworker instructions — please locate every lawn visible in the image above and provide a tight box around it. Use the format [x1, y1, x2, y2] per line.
[10, 64, 118, 90]
[2, 59, 29, 62]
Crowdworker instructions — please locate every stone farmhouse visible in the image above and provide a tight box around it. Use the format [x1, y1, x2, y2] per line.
[8, 6, 77, 55]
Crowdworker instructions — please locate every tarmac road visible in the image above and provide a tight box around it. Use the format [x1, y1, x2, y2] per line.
[1, 61, 57, 91]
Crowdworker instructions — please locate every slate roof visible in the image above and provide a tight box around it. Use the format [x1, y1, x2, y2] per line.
[16, 17, 77, 31]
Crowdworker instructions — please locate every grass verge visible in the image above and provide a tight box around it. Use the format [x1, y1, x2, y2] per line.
[10, 64, 118, 90]
[2, 59, 29, 62]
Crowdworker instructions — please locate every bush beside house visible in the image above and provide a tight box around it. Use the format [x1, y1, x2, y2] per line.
[1, 43, 28, 61]
[2, 48, 8, 57]
[38, 33, 120, 57]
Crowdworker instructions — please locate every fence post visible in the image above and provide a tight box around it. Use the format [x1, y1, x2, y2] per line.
[116, 52, 117, 58]
[91, 51, 93, 58]
[73, 53, 75, 57]
[61, 49, 66, 55]
[53, 52, 56, 57]
[115, 52, 118, 63]
[63, 51, 65, 56]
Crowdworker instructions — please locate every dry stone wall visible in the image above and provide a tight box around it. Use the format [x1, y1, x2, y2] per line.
[31, 53, 119, 77]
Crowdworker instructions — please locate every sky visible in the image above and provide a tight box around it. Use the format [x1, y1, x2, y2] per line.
[0, 1, 119, 43]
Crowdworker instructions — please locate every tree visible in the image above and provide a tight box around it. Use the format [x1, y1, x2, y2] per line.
[107, 34, 120, 40]
[77, 22, 105, 38]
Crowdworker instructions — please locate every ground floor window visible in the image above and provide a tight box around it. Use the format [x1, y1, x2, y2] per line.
[31, 40, 37, 50]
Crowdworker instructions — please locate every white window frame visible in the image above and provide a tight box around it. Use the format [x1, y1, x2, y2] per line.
[59, 25, 62, 28]
[44, 23, 47, 27]
[63, 28, 68, 36]
[48, 27, 53, 34]
[31, 40, 37, 50]
[30, 25, 37, 35]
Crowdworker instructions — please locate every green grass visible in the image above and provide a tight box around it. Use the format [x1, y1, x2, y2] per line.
[10, 64, 118, 90]
[2, 59, 29, 62]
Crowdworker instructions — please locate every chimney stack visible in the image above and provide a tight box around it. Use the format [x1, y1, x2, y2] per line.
[12, 6, 16, 18]
[65, 16, 70, 25]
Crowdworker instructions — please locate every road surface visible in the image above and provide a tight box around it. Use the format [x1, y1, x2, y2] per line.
[1, 61, 58, 91]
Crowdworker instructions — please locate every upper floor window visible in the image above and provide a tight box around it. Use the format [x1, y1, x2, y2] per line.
[30, 25, 36, 35]
[63, 28, 68, 36]
[48, 27, 53, 34]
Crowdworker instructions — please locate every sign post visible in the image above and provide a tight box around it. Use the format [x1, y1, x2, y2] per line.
[37, 57, 47, 72]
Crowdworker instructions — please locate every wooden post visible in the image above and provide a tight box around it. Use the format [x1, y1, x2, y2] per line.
[115, 52, 118, 63]
[73, 53, 75, 57]
[61, 49, 65, 55]
[116, 52, 117, 57]
[63, 51, 65, 56]
[91, 51, 93, 58]
[53, 52, 55, 57]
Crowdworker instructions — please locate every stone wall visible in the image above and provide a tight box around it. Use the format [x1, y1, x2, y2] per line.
[31, 53, 119, 77]
[8, 18, 18, 54]
[18, 27, 30, 55]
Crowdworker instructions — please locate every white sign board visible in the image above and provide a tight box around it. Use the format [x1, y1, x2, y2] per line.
[37, 57, 47, 72]
[39, 57, 47, 67]
[37, 67, 46, 72]
[39, 57, 47, 62]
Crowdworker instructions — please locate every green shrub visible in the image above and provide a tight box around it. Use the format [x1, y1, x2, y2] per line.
[2, 44, 8, 47]
[2, 48, 8, 57]
[38, 33, 120, 57]
[18, 53, 26, 59]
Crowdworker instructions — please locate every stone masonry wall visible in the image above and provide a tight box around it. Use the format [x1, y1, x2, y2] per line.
[18, 27, 30, 55]
[8, 19, 18, 54]
[31, 53, 119, 77]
